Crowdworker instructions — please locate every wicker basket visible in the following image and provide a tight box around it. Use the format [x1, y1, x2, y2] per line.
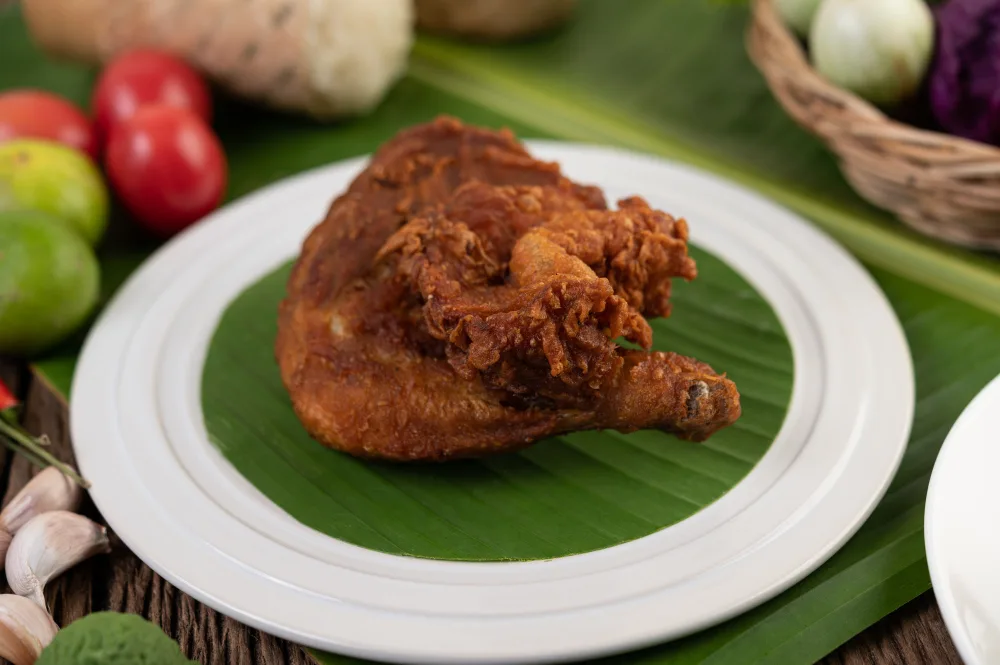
[747, 0, 1000, 250]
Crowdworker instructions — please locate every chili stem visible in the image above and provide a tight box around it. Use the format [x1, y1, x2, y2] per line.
[0, 436, 49, 471]
[0, 419, 90, 488]
[0, 407, 18, 427]
[0, 411, 51, 447]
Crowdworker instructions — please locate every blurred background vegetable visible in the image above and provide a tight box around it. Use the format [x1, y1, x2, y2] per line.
[0, 91, 96, 159]
[760, 0, 1000, 246]
[19, 0, 579, 120]
[0, 44, 232, 360]
[104, 106, 227, 237]
[810, 0, 934, 106]
[929, 0, 1000, 144]
[21, 0, 414, 119]
[91, 49, 212, 145]
[0, 210, 99, 358]
[0, 139, 108, 246]
[771, 0, 1000, 142]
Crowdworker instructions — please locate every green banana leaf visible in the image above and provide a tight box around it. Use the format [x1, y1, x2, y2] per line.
[202, 249, 791, 561]
[3, 0, 1000, 662]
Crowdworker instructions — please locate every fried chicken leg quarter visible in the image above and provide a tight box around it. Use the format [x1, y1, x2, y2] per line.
[276, 117, 741, 461]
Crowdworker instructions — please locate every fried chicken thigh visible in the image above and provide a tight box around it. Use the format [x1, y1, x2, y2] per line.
[276, 117, 741, 461]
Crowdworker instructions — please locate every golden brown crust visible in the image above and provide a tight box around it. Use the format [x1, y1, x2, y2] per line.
[275, 117, 740, 461]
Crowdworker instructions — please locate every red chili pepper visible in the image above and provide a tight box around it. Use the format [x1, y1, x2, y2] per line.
[0, 378, 18, 412]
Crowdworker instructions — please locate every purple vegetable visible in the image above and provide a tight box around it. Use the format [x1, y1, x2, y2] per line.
[930, 0, 1000, 144]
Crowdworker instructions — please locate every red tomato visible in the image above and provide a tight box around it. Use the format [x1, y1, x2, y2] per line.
[92, 50, 212, 145]
[104, 106, 227, 237]
[0, 90, 97, 159]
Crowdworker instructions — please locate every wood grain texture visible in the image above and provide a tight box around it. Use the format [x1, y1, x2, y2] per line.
[823, 595, 963, 665]
[0, 358, 964, 665]
[2, 362, 315, 665]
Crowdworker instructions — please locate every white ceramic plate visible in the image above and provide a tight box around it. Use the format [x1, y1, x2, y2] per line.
[71, 142, 914, 665]
[926, 374, 1000, 665]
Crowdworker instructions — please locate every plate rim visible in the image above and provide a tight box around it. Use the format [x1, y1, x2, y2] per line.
[925, 372, 1000, 665]
[70, 141, 915, 664]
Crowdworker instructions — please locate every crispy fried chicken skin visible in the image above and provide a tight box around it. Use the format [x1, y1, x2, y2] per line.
[275, 117, 740, 461]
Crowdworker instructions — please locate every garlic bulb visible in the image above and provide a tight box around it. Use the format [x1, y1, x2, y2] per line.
[6, 512, 110, 609]
[775, 0, 824, 38]
[0, 594, 58, 665]
[0, 468, 83, 566]
[810, 0, 934, 106]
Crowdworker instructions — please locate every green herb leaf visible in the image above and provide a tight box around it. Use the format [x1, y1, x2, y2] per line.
[37, 612, 196, 665]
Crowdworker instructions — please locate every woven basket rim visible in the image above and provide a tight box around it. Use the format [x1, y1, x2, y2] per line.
[749, 0, 1000, 159]
[748, 0, 1000, 250]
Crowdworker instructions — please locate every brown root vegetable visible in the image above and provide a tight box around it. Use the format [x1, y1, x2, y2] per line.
[21, 0, 413, 119]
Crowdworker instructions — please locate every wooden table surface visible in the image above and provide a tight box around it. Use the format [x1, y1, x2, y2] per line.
[0, 358, 964, 665]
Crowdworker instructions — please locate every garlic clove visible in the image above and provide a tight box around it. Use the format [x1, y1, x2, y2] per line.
[0, 468, 84, 532]
[0, 594, 58, 665]
[6, 511, 110, 609]
[0, 466, 83, 563]
[0, 531, 10, 569]
[0, 468, 84, 567]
